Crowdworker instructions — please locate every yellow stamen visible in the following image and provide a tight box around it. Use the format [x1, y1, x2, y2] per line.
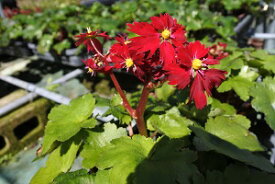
[124, 40, 131, 45]
[97, 61, 103, 66]
[125, 58, 134, 68]
[88, 67, 94, 73]
[192, 59, 203, 70]
[86, 27, 92, 33]
[161, 29, 171, 40]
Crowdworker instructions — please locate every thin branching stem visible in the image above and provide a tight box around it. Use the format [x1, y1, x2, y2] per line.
[89, 39, 105, 58]
[109, 72, 136, 118]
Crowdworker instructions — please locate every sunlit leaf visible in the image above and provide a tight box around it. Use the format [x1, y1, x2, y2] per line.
[205, 115, 263, 151]
[42, 94, 96, 154]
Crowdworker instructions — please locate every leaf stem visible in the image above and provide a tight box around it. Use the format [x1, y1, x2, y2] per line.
[109, 72, 136, 118]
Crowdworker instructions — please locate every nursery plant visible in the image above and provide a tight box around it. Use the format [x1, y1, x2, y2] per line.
[30, 13, 275, 184]
[0, 0, 259, 56]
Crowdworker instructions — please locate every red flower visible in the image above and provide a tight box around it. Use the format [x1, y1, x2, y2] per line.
[167, 41, 226, 109]
[110, 34, 131, 54]
[127, 13, 186, 64]
[75, 28, 111, 53]
[209, 42, 229, 60]
[83, 54, 113, 75]
[111, 45, 144, 70]
[110, 44, 149, 82]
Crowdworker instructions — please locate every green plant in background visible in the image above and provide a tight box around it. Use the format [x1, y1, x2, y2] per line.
[0, 0, 260, 55]
[17, 0, 81, 10]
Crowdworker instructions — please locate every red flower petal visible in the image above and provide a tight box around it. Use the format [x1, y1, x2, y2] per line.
[188, 41, 209, 59]
[176, 47, 192, 67]
[190, 73, 207, 109]
[203, 58, 220, 65]
[150, 13, 175, 30]
[202, 69, 227, 95]
[167, 64, 191, 89]
[127, 22, 156, 36]
[171, 25, 187, 46]
[129, 35, 160, 57]
[160, 42, 175, 65]
[91, 38, 103, 53]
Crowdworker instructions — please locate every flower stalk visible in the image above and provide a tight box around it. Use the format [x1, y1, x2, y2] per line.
[109, 72, 136, 118]
[109, 72, 149, 137]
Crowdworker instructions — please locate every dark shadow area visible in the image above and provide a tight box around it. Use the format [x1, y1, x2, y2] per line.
[0, 81, 19, 98]
[127, 136, 203, 184]
[13, 117, 39, 140]
[112, 71, 142, 92]
[0, 135, 6, 150]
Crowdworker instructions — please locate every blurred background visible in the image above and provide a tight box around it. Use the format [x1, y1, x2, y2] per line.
[0, 0, 275, 183]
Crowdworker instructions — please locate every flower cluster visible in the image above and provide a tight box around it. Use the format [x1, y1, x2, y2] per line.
[75, 13, 227, 109]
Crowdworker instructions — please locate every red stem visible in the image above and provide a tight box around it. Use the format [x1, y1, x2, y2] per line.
[135, 82, 151, 137]
[109, 72, 136, 118]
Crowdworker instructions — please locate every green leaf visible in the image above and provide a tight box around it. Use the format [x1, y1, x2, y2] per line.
[56, 79, 89, 99]
[190, 126, 275, 173]
[94, 95, 111, 107]
[52, 168, 110, 184]
[103, 94, 132, 124]
[31, 135, 82, 184]
[205, 115, 263, 151]
[53, 169, 95, 184]
[238, 66, 259, 82]
[155, 82, 176, 101]
[42, 94, 96, 154]
[249, 49, 269, 60]
[178, 103, 210, 122]
[214, 51, 244, 73]
[206, 164, 275, 184]
[208, 98, 236, 117]
[147, 107, 193, 138]
[81, 123, 127, 169]
[53, 39, 71, 54]
[262, 55, 275, 74]
[247, 49, 275, 73]
[130, 136, 204, 184]
[94, 170, 111, 184]
[218, 76, 254, 101]
[37, 34, 55, 54]
[96, 135, 155, 184]
[250, 77, 275, 130]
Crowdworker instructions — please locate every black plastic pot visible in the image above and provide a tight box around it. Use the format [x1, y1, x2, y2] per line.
[0, 41, 32, 57]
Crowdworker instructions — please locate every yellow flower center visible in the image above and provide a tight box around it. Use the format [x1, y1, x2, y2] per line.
[192, 59, 203, 70]
[125, 58, 134, 68]
[161, 29, 171, 40]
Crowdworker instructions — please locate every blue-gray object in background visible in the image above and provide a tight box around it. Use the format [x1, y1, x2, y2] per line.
[81, 0, 121, 6]
[0, 144, 47, 184]
[0, 2, 5, 18]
